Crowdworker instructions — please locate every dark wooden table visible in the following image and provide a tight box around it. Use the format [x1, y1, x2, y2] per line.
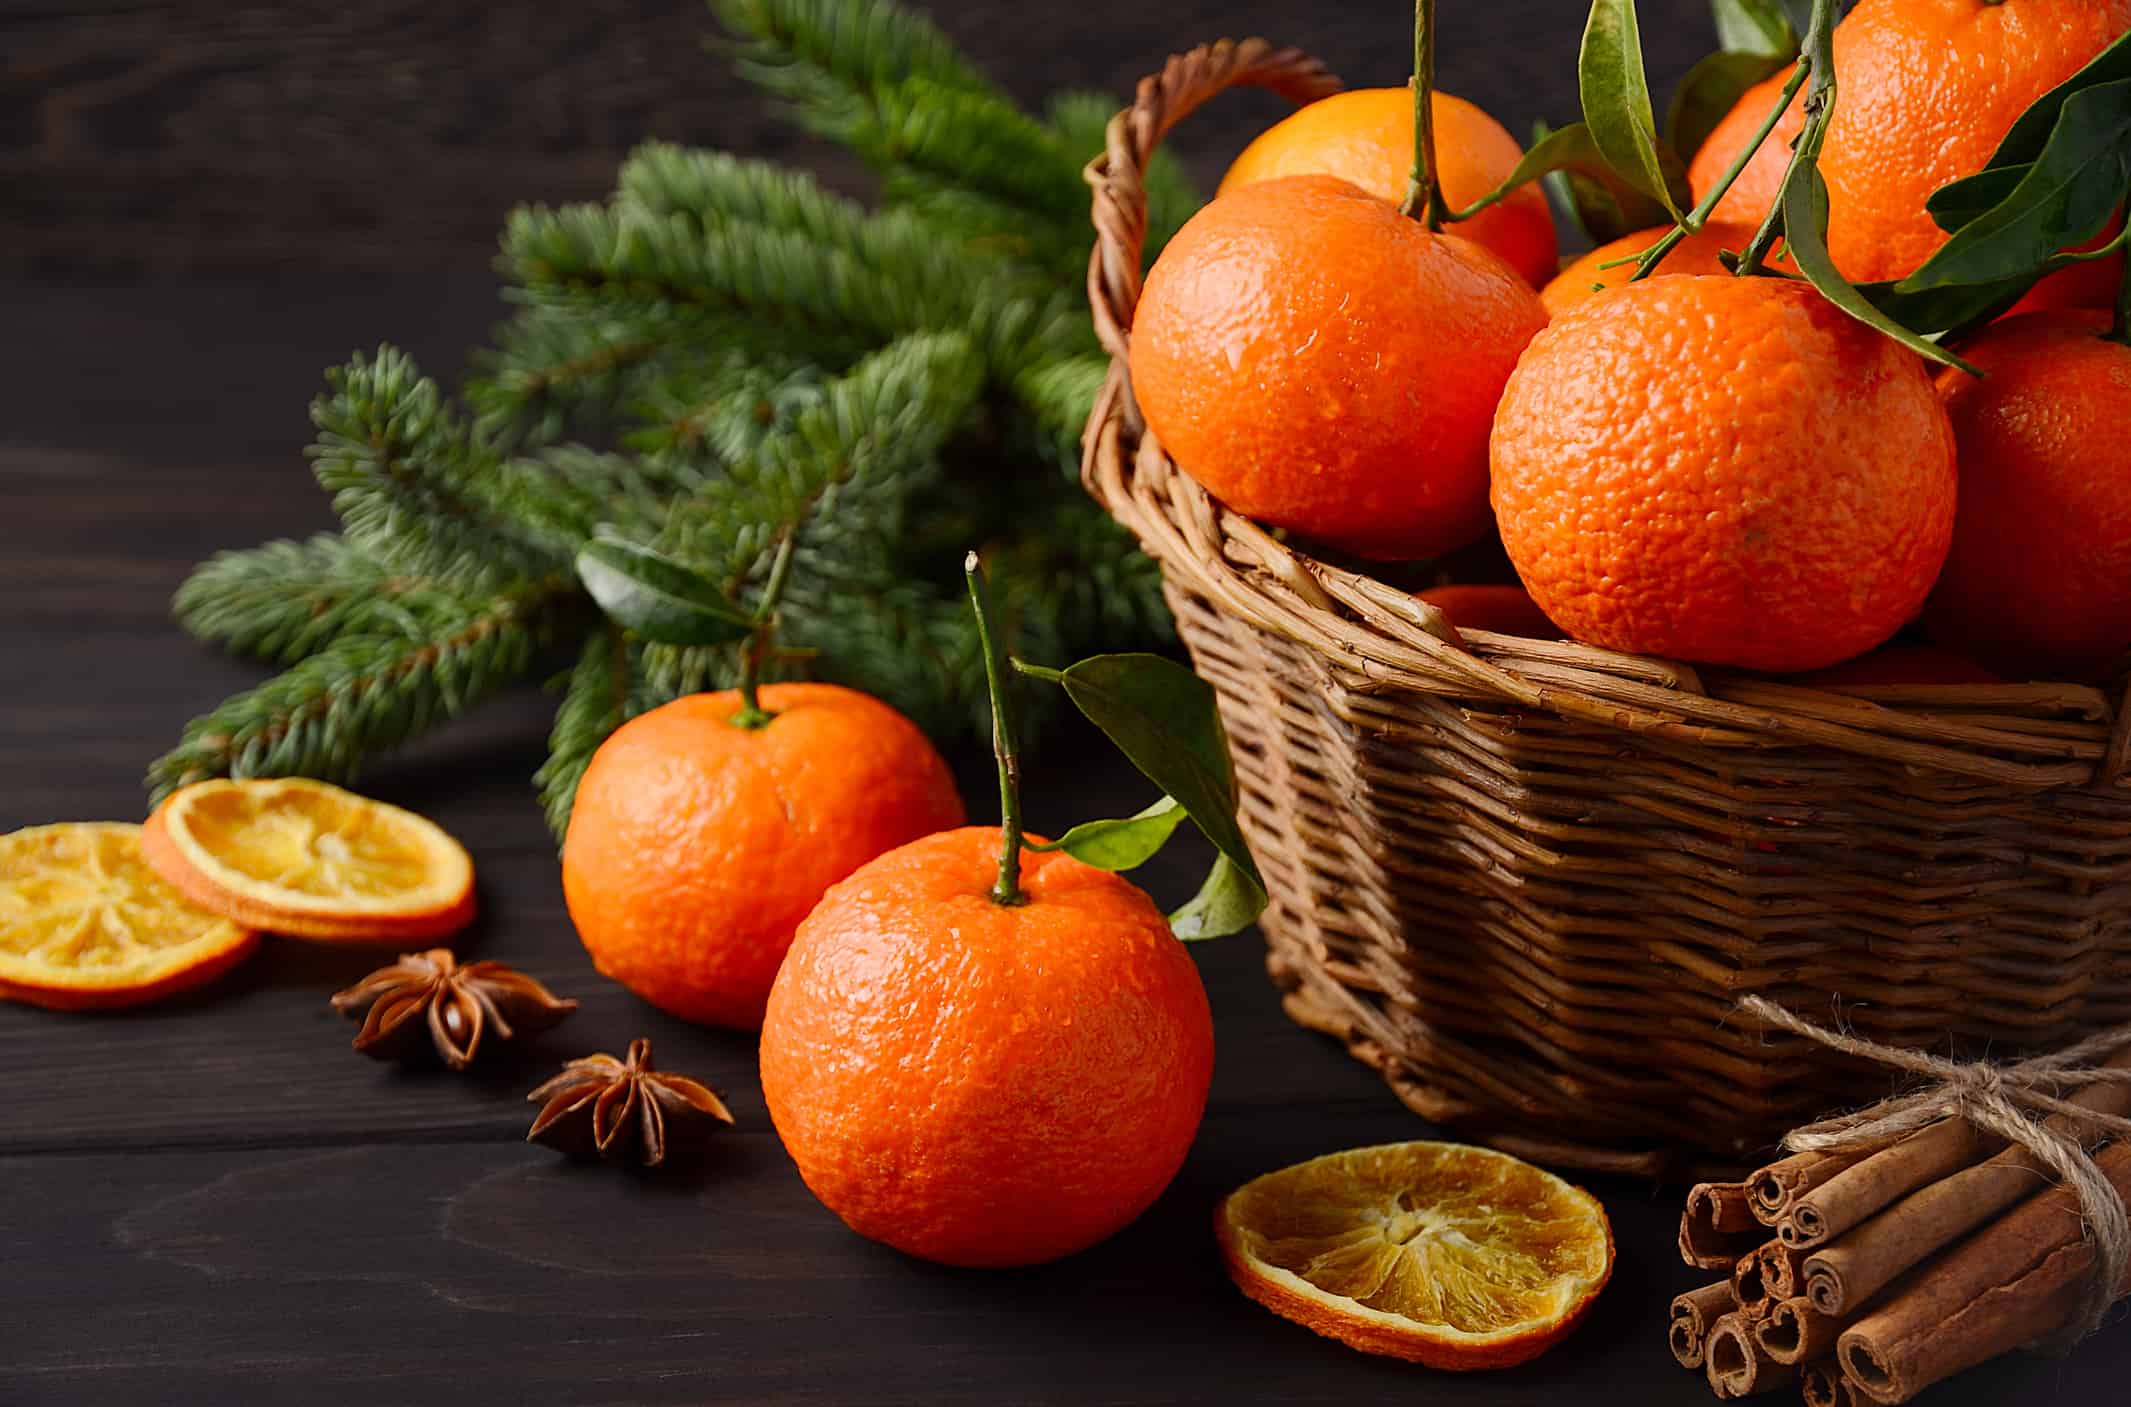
[4, 272, 2125, 1406]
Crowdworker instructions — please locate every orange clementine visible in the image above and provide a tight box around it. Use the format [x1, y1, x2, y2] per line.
[760, 826, 1215, 1267]
[1131, 174, 1547, 561]
[1490, 276, 1957, 672]
[1797, 644, 2002, 688]
[1923, 311, 2131, 681]
[1414, 584, 1561, 639]
[1539, 222, 1768, 315]
[1688, 3, 2131, 287]
[562, 683, 964, 1029]
[1220, 87, 1559, 288]
[1686, 69, 1804, 230]
[1216, 1141, 1613, 1369]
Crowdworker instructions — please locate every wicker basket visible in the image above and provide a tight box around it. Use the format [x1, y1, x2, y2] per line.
[1081, 39, 2131, 1176]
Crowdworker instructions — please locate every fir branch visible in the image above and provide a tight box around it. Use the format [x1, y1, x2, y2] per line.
[623, 355, 827, 462]
[172, 534, 460, 666]
[149, 574, 580, 803]
[617, 141, 870, 243]
[1008, 352, 1108, 466]
[465, 303, 691, 447]
[309, 346, 570, 586]
[714, 0, 1002, 136]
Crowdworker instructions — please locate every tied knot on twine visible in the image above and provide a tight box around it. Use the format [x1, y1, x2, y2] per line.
[1738, 995, 2131, 1349]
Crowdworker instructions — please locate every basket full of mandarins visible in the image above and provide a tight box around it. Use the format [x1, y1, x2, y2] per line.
[1084, 0, 2131, 1172]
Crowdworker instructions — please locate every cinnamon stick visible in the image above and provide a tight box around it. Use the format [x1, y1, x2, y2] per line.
[1670, 1280, 1737, 1370]
[1749, 1149, 1864, 1227]
[1733, 1243, 1780, 1318]
[1753, 1296, 1841, 1366]
[1684, 1180, 1763, 1268]
[1801, 1066, 2131, 1316]
[1800, 1363, 1866, 1407]
[1706, 1311, 1801, 1398]
[1779, 1046, 2131, 1250]
[1835, 1138, 2131, 1404]
[1759, 1240, 1807, 1300]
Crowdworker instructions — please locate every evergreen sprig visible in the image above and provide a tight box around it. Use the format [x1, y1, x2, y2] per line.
[156, 0, 1184, 838]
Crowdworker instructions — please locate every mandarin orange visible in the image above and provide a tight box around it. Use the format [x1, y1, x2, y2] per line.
[1220, 87, 1558, 288]
[1688, 2, 2131, 288]
[1490, 276, 1956, 672]
[1131, 174, 1547, 560]
[1414, 584, 1561, 639]
[1924, 311, 2131, 681]
[1539, 222, 1767, 315]
[562, 683, 964, 1029]
[760, 826, 1215, 1267]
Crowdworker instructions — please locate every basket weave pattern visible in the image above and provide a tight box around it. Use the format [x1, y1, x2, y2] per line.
[1082, 40, 2131, 1175]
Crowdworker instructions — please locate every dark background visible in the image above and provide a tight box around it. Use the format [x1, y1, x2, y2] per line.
[4, 3, 2124, 1405]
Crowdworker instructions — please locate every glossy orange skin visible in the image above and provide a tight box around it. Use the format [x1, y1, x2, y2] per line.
[1689, 3, 2131, 287]
[1539, 223, 1766, 316]
[1132, 175, 1548, 561]
[1413, 584, 1562, 639]
[1924, 312, 2131, 681]
[1491, 276, 1957, 672]
[760, 827, 1215, 1268]
[562, 684, 964, 1029]
[1220, 87, 1559, 289]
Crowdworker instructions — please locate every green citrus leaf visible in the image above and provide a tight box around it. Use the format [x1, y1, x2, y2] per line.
[1895, 79, 2131, 294]
[1169, 852, 1268, 942]
[1780, 159, 1976, 373]
[575, 534, 756, 646]
[1037, 795, 1189, 871]
[1984, 29, 2131, 172]
[1711, 0, 1797, 58]
[1926, 165, 2029, 234]
[1484, 121, 1672, 242]
[1667, 49, 1788, 164]
[1018, 652, 1264, 935]
[1580, 0, 1692, 217]
[1861, 274, 2039, 344]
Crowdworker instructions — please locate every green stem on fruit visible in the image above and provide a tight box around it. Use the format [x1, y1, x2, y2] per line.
[1397, 0, 1446, 229]
[965, 551, 1027, 907]
[729, 531, 796, 730]
[1626, 59, 1810, 283]
[1735, 0, 1839, 279]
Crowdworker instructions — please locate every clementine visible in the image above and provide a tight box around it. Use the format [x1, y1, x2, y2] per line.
[1131, 174, 1547, 560]
[760, 826, 1215, 1267]
[1797, 644, 2002, 688]
[1539, 222, 1767, 315]
[1490, 275, 1957, 672]
[562, 683, 964, 1029]
[1219, 87, 1559, 288]
[1924, 311, 2131, 681]
[1688, 2, 2131, 288]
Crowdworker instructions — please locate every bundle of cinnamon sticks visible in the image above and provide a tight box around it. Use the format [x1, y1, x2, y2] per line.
[1667, 1072, 2131, 1403]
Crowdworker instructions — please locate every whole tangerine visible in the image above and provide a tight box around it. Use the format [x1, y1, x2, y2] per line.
[1540, 222, 1768, 316]
[1220, 87, 1559, 288]
[1688, 2, 2131, 287]
[562, 683, 965, 1029]
[1490, 275, 1957, 672]
[760, 826, 1215, 1267]
[1924, 311, 2131, 682]
[1131, 174, 1548, 561]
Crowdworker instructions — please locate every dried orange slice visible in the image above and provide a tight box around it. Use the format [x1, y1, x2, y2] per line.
[142, 778, 474, 942]
[0, 822, 258, 1009]
[1215, 1141, 1613, 1369]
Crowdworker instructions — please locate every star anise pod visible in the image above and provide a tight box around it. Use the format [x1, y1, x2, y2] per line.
[525, 1038, 733, 1167]
[330, 949, 578, 1069]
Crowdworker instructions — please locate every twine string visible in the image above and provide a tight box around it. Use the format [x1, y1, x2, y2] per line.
[1738, 995, 2131, 1347]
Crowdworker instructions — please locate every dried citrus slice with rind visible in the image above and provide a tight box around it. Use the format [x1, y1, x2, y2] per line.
[143, 778, 474, 942]
[0, 822, 258, 1009]
[1215, 1140, 1613, 1369]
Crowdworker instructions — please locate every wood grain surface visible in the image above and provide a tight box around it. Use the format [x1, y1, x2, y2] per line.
[3, 269, 2125, 1404]
[5, 0, 1716, 270]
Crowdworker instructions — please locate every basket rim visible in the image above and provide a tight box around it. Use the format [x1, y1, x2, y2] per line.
[1079, 38, 2131, 790]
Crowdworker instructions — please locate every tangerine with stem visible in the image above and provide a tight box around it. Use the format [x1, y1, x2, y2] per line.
[758, 556, 1215, 1267]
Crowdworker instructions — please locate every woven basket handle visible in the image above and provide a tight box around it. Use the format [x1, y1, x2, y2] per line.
[1084, 39, 1342, 399]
